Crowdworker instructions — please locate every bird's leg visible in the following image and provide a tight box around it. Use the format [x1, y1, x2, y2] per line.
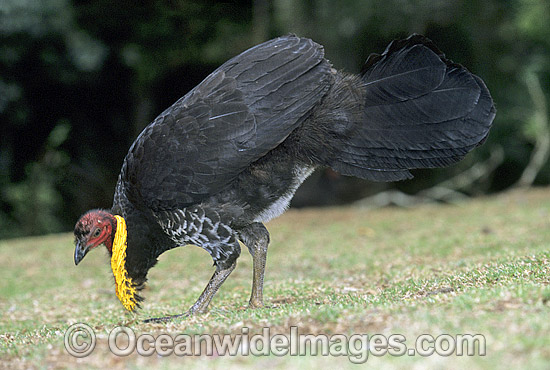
[240, 223, 270, 308]
[144, 260, 236, 323]
[249, 246, 267, 308]
[187, 260, 237, 314]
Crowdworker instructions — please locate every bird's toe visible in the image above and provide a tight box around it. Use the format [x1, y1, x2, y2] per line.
[143, 313, 188, 323]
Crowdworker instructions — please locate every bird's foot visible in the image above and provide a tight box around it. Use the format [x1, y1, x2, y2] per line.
[248, 297, 264, 309]
[143, 306, 204, 323]
[143, 313, 187, 323]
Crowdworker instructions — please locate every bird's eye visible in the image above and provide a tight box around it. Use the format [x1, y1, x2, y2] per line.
[93, 229, 101, 238]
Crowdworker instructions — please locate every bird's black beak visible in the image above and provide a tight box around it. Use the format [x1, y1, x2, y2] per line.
[74, 240, 90, 265]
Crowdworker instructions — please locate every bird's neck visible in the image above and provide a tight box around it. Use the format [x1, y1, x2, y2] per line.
[111, 215, 140, 311]
[104, 213, 118, 253]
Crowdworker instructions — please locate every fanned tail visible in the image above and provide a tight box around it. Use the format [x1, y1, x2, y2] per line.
[304, 34, 496, 181]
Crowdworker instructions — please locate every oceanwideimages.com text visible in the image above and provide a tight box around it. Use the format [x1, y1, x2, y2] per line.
[64, 323, 486, 363]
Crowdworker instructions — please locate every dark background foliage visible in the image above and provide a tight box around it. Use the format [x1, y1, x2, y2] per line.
[1, 0, 549, 238]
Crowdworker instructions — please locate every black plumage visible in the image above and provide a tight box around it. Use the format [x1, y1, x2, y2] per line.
[74, 34, 495, 321]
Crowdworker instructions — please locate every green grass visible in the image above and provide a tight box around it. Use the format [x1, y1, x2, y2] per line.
[1, 188, 549, 369]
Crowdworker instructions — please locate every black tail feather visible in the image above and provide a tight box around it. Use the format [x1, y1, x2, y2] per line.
[308, 34, 495, 182]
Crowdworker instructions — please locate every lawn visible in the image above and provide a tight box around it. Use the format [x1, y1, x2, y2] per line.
[1, 188, 549, 369]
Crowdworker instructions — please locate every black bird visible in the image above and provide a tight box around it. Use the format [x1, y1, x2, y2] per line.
[73, 34, 495, 321]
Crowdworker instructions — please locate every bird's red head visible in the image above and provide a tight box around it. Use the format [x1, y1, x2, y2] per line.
[74, 209, 117, 265]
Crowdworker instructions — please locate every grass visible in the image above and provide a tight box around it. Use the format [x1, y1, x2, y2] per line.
[1, 188, 549, 369]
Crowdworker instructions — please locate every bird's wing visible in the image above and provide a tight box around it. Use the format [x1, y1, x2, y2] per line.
[118, 35, 332, 210]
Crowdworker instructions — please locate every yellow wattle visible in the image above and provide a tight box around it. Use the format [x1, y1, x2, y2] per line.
[111, 215, 138, 311]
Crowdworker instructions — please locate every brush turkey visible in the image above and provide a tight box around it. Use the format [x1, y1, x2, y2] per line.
[73, 34, 495, 322]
